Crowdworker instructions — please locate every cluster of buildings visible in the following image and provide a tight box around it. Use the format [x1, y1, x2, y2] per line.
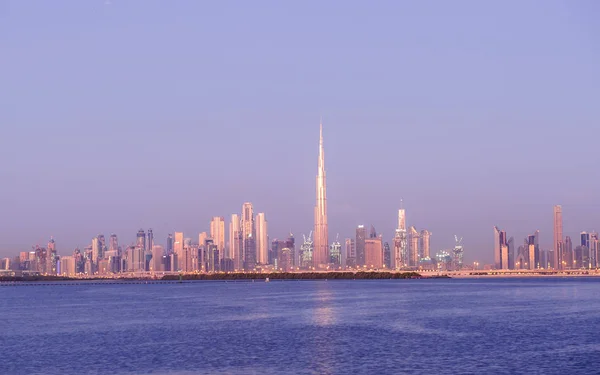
[493, 205, 599, 270]
[0, 123, 466, 277]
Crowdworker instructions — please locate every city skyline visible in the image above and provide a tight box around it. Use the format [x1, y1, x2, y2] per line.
[2, 2, 599, 261]
[2, 116, 600, 264]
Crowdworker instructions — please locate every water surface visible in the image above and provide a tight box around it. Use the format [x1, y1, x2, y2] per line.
[1, 278, 599, 374]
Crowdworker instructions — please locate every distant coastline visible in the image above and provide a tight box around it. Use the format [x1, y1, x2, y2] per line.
[3, 270, 600, 284]
[0, 271, 432, 283]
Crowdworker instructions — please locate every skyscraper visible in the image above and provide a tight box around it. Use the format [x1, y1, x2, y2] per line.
[420, 230, 431, 259]
[365, 236, 383, 269]
[285, 233, 295, 268]
[147, 229, 154, 254]
[241, 202, 254, 265]
[330, 236, 342, 266]
[92, 236, 101, 265]
[174, 232, 184, 271]
[166, 234, 173, 255]
[255, 213, 268, 265]
[136, 229, 146, 252]
[313, 121, 329, 269]
[398, 207, 406, 232]
[151, 245, 163, 272]
[109, 234, 118, 252]
[229, 214, 240, 263]
[590, 233, 599, 269]
[553, 205, 563, 270]
[210, 216, 226, 260]
[394, 207, 408, 270]
[565, 235, 573, 269]
[493, 226, 501, 269]
[408, 226, 419, 266]
[345, 238, 356, 268]
[355, 225, 366, 267]
[244, 235, 256, 271]
[47, 237, 57, 275]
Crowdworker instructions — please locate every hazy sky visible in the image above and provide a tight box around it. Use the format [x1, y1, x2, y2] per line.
[1, 1, 599, 263]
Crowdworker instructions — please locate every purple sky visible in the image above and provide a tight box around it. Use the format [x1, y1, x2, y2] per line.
[1, 1, 599, 263]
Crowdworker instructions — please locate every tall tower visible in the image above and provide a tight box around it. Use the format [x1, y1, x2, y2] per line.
[420, 230, 431, 259]
[398, 208, 406, 232]
[147, 229, 154, 253]
[174, 232, 184, 271]
[241, 202, 254, 264]
[394, 205, 408, 270]
[229, 214, 240, 262]
[553, 205, 563, 270]
[166, 234, 173, 255]
[109, 234, 118, 252]
[493, 226, 501, 269]
[210, 216, 226, 259]
[255, 213, 268, 264]
[136, 229, 146, 251]
[313, 121, 329, 269]
[356, 225, 366, 267]
[408, 226, 420, 266]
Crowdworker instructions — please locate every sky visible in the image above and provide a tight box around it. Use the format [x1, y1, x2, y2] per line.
[1, 1, 599, 263]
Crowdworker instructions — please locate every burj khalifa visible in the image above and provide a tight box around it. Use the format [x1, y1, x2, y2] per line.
[313, 121, 329, 269]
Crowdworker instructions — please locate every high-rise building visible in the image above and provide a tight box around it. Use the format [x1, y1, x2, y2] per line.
[136, 229, 146, 252]
[330, 236, 342, 267]
[314, 122, 329, 269]
[271, 239, 285, 268]
[199, 232, 208, 249]
[151, 245, 164, 272]
[345, 238, 356, 268]
[580, 232, 591, 268]
[109, 234, 118, 252]
[300, 232, 314, 269]
[166, 234, 173, 255]
[393, 230, 404, 269]
[285, 233, 295, 268]
[147, 229, 154, 253]
[229, 214, 240, 262]
[242, 202, 254, 263]
[408, 226, 419, 266]
[355, 225, 366, 267]
[493, 226, 501, 269]
[47, 237, 57, 275]
[420, 230, 431, 259]
[553, 205, 563, 269]
[244, 235, 256, 271]
[174, 232, 184, 271]
[365, 236, 383, 269]
[242, 202, 254, 244]
[590, 233, 599, 269]
[210, 217, 226, 260]
[394, 207, 408, 270]
[383, 242, 391, 269]
[279, 248, 292, 272]
[97, 234, 106, 250]
[398, 208, 406, 232]
[565, 235, 573, 269]
[507, 237, 515, 269]
[92, 237, 101, 265]
[255, 213, 268, 265]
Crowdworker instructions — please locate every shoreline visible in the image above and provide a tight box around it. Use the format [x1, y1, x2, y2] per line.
[2, 270, 600, 284]
[0, 271, 427, 283]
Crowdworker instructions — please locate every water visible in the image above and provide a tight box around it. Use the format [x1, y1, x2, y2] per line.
[1, 278, 600, 374]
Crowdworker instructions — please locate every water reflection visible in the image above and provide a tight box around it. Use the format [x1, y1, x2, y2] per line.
[310, 284, 336, 375]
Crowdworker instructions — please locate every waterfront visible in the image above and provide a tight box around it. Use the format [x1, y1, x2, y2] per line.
[1, 278, 600, 374]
